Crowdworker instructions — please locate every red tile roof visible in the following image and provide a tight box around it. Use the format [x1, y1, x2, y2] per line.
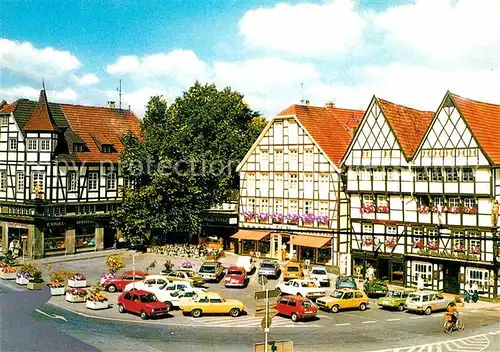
[24, 90, 57, 131]
[450, 92, 500, 165]
[278, 104, 364, 165]
[377, 98, 434, 159]
[60, 104, 141, 162]
[0, 101, 18, 114]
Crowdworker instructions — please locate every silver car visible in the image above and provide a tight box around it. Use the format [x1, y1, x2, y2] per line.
[258, 260, 281, 279]
[405, 291, 454, 315]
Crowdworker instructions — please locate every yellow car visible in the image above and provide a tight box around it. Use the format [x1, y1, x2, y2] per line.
[316, 288, 369, 313]
[283, 262, 304, 281]
[180, 291, 245, 318]
[162, 269, 206, 287]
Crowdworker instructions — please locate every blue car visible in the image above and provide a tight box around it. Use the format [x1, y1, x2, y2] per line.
[335, 276, 357, 289]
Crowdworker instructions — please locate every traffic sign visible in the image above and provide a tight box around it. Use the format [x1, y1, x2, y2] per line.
[260, 315, 272, 329]
[258, 275, 268, 286]
[254, 289, 281, 300]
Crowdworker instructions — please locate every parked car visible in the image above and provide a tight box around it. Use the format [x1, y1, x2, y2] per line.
[198, 261, 225, 282]
[117, 290, 170, 320]
[124, 275, 169, 292]
[157, 280, 206, 294]
[103, 270, 147, 293]
[275, 295, 318, 322]
[377, 289, 415, 311]
[363, 280, 389, 297]
[258, 260, 281, 279]
[335, 276, 357, 289]
[151, 288, 199, 309]
[309, 266, 330, 287]
[236, 256, 256, 274]
[179, 291, 245, 318]
[283, 262, 304, 281]
[224, 266, 247, 288]
[276, 279, 326, 299]
[162, 269, 205, 287]
[405, 291, 455, 315]
[316, 288, 369, 313]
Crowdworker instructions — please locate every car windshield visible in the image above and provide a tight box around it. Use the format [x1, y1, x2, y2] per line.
[184, 271, 195, 278]
[339, 276, 352, 282]
[199, 266, 216, 273]
[140, 293, 158, 303]
[330, 290, 344, 299]
[408, 294, 421, 302]
[228, 270, 243, 275]
[302, 281, 318, 288]
[312, 269, 326, 275]
[261, 263, 275, 268]
[387, 291, 402, 298]
[287, 266, 299, 272]
[301, 300, 314, 308]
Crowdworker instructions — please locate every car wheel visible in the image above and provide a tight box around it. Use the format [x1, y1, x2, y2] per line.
[424, 306, 432, 315]
[359, 303, 367, 311]
[191, 309, 202, 318]
[331, 305, 339, 313]
[140, 310, 148, 320]
[397, 304, 404, 312]
[291, 313, 299, 322]
[107, 284, 117, 293]
[163, 301, 172, 312]
[230, 308, 241, 317]
[118, 304, 125, 313]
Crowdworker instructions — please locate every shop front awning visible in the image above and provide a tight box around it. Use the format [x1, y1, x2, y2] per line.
[231, 230, 271, 241]
[289, 235, 332, 248]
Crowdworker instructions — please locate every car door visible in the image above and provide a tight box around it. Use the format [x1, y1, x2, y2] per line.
[208, 297, 224, 313]
[156, 278, 168, 289]
[292, 281, 301, 295]
[287, 299, 297, 317]
[435, 294, 447, 310]
[342, 291, 355, 309]
[143, 278, 156, 290]
[121, 292, 133, 311]
[276, 297, 289, 316]
[119, 275, 134, 290]
[130, 294, 140, 314]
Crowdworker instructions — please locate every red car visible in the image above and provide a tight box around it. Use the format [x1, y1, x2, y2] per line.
[224, 266, 247, 288]
[117, 290, 170, 320]
[275, 295, 318, 322]
[103, 270, 147, 292]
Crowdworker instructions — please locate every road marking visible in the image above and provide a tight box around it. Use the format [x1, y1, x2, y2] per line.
[409, 316, 424, 319]
[362, 321, 377, 324]
[34, 308, 68, 322]
[317, 314, 333, 320]
[386, 318, 400, 321]
[339, 312, 372, 319]
[335, 323, 351, 326]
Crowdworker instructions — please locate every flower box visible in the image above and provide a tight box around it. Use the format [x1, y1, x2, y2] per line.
[50, 287, 66, 296]
[86, 300, 109, 310]
[0, 272, 17, 280]
[66, 292, 86, 303]
[16, 276, 30, 285]
[68, 279, 87, 288]
[27, 282, 45, 290]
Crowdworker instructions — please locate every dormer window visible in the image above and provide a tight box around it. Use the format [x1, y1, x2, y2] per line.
[0, 116, 8, 126]
[73, 143, 85, 152]
[102, 144, 113, 153]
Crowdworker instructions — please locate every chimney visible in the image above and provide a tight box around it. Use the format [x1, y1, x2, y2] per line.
[325, 101, 335, 109]
[107, 101, 116, 109]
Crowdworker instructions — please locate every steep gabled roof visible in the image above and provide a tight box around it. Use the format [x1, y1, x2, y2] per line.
[277, 104, 364, 165]
[376, 98, 434, 159]
[449, 92, 500, 165]
[24, 89, 58, 131]
[0, 101, 18, 114]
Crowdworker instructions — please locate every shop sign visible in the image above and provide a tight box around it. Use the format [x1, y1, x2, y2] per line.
[47, 221, 65, 227]
[7, 222, 29, 229]
[76, 219, 95, 225]
[202, 215, 237, 225]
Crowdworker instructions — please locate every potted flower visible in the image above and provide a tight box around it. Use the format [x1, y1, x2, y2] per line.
[361, 204, 375, 214]
[317, 215, 329, 227]
[427, 240, 439, 250]
[66, 287, 87, 303]
[301, 213, 316, 226]
[27, 270, 45, 290]
[272, 213, 284, 224]
[286, 213, 300, 225]
[470, 245, 481, 254]
[417, 205, 430, 214]
[454, 243, 465, 252]
[377, 205, 390, 213]
[68, 273, 87, 288]
[48, 279, 66, 295]
[361, 237, 373, 247]
[413, 239, 424, 249]
[243, 211, 255, 222]
[101, 254, 125, 284]
[258, 213, 269, 223]
[16, 263, 36, 285]
[384, 236, 397, 249]
[0, 254, 17, 279]
[181, 261, 193, 269]
[86, 285, 109, 310]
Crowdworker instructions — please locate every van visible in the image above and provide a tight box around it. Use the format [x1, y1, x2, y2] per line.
[235, 255, 255, 274]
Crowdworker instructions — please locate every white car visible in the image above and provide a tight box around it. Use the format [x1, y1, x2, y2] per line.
[276, 279, 326, 299]
[150, 281, 205, 307]
[124, 275, 169, 292]
[405, 291, 455, 315]
[235, 256, 256, 274]
[155, 289, 198, 308]
[309, 266, 330, 287]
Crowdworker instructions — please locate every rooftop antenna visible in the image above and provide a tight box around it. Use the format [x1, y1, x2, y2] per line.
[117, 79, 122, 110]
[300, 82, 304, 104]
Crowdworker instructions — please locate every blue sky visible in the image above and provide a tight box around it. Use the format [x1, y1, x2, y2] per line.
[1, 0, 498, 117]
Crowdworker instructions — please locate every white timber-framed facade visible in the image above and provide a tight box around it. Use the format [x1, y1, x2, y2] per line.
[235, 103, 363, 269]
[0, 90, 140, 259]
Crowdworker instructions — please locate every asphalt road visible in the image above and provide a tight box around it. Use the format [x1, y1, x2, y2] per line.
[2, 281, 499, 352]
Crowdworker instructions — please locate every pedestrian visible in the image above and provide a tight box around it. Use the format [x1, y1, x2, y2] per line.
[464, 282, 471, 303]
[471, 282, 479, 303]
[366, 265, 374, 281]
[417, 275, 424, 291]
[8, 239, 14, 255]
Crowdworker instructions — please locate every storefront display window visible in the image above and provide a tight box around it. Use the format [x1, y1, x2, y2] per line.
[44, 227, 66, 253]
[300, 246, 314, 262]
[243, 240, 254, 253]
[76, 224, 95, 252]
[258, 240, 270, 255]
[317, 247, 331, 264]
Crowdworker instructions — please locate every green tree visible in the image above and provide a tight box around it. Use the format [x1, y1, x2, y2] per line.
[114, 82, 265, 242]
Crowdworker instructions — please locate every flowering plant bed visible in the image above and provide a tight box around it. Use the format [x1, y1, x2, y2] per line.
[427, 240, 439, 250]
[272, 213, 284, 224]
[258, 213, 269, 223]
[361, 204, 375, 214]
[447, 206, 460, 214]
[317, 215, 329, 226]
[301, 213, 316, 225]
[463, 206, 478, 214]
[377, 205, 390, 214]
[417, 205, 430, 214]
[0, 264, 17, 280]
[413, 239, 424, 249]
[243, 211, 255, 221]
[66, 288, 87, 303]
[384, 236, 397, 249]
[16, 272, 32, 285]
[68, 273, 87, 288]
[86, 300, 109, 310]
[286, 214, 300, 225]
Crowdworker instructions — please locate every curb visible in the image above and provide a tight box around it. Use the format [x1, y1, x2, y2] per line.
[29, 249, 129, 265]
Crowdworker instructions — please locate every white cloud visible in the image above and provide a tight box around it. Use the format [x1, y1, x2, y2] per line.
[0, 38, 81, 79]
[374, 0, 500, 65]
[73, 73, 100, 86]
[238, 0, 366, 57]
[106, 50, 210, 85]
[1, 86, 79, 103]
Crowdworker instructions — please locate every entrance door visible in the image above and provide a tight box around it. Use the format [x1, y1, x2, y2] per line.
[377, 257, 389, 280]
[442, 263, 460, 294]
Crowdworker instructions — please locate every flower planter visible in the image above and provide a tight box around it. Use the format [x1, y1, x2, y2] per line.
[68, 279, 87, 288]
[16, 276, 30, 285]
[86, 300, 109, 310]
[50, 287, 66, 296]
[0, 272, 17, 280]
[27, 282, 45, 290]
[66, 293, 86, 303]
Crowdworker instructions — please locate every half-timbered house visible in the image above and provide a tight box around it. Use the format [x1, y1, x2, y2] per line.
[235, 102, 363, 269]
[0, 89, 141, 259]
[341, 96, 434, 285]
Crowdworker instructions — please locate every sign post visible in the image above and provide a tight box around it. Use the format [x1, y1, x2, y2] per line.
[132, 251, 136, 290]
[265, 288, 269, 352]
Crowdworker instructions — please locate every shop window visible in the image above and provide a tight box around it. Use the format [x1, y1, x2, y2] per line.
[412, 261, 432, 285]
[415, 168, 428, 182]
[446, 168, 459, 182]
[430, 168, 443, 182]
[317, 247, 331, 264]
[44, 228, 66, 253]
[466, 268, 489, 292]
[461, 168, 474, 182]
[76, 225, 96, 251]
